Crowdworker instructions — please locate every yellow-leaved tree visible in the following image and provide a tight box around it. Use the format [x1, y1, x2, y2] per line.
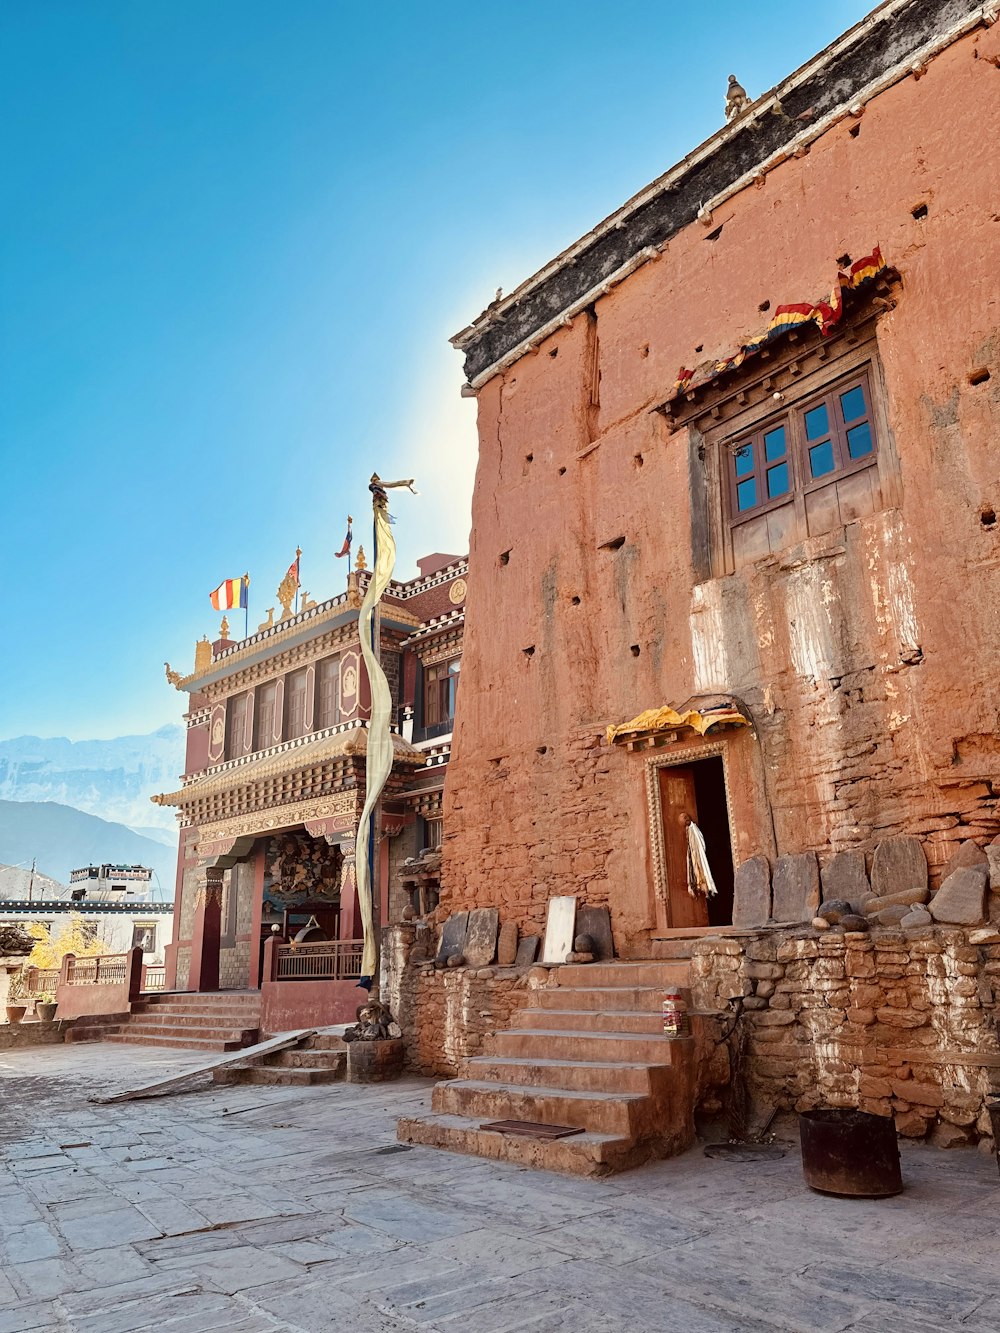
[27, 914, 106, 971]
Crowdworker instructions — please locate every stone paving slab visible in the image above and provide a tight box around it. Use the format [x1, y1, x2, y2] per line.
[0, 1042, 998, 1332]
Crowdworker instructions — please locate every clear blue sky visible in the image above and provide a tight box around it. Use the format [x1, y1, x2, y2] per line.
[0, 0, 871, 740]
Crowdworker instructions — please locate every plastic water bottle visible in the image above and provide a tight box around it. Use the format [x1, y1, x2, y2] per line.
[662, 990, 689, 1038]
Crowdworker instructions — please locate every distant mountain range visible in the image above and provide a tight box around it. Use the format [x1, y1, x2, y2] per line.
[0, 800, 176, 896]
[0, 862, 65, 900]
[0, 726, 185, 834]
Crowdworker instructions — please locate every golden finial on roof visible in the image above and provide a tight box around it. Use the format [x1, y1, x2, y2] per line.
[277, 546, 302, 622]
[220, 615, 230, 639]
[354, 545, 367, 571]
[194, 636, 212, 673]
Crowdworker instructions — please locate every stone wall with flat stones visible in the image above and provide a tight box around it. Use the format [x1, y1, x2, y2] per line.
[690, 925, 1000, 1148]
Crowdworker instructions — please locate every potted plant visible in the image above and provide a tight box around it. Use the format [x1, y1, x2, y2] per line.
[5, 970, 27, 1025]
[35, 992, 58, 1023]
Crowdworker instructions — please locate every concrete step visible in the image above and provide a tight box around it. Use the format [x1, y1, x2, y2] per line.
[488, 1028, 681, 1065]
[519, 1007, 670, 1036]
[128, 1010, 261, 1028]
[434, 1079, 647, 1136]
[555, 961, 691, 988]
[215, 1065, 343, 1087]
[397, 1112, 642, 1178]
[464, 1055, 659, 1095]
[105, 1032, 243, 1051]
[533, 985, 681, 1013]
[133, 1002, 262, 1018]
[119, 1021, 257, 1043]
[271, 1049, 346, 1069]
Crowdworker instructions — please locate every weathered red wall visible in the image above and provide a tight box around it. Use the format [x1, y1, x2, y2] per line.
[259, 978, 360, 1034]
[444, 27, 1000, 951]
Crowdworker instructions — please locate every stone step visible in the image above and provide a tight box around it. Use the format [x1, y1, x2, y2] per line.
[105, 1032, 243, 1051]
[120, 1021, 257, 1043]
[134, 1001, 262, 1017]
[519, 1007, 670, 1036]
[270, 1049, 346, 1069]
[488, 1028, 681, 1065]
[128, 1009, 261, 1028]
[215, 1065, 344, 1087]
[464, 1055, 660, 1095]
[555, 961, 691, 988]
[397, 1112, 642, 1178]
[434, 1079, 648, 1136]
[533, 985, 684, 1013]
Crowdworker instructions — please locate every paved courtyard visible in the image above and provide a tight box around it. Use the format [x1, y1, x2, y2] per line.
[0, 1043, 997, 1333]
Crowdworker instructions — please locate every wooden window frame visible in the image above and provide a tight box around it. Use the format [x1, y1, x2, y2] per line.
[253, 681, 278, 751]
[285, 668, 309, 740]
[726, 368, 879, 529]
[315, 656, 341, 731]
[224, 692, 249, 761]
[423, 657, 460, 730]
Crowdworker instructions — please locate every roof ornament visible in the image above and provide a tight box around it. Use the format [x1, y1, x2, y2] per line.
[725, 74, 751, 121]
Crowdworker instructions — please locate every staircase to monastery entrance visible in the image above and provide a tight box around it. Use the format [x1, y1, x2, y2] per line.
[398, 953, 707, 1177]
[71, 992, 263, 1052]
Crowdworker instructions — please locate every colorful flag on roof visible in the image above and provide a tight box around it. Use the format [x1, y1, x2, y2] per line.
[210, 576, 249, 611]
[335, 516, 353, 559]
[284, 553, 300, 586]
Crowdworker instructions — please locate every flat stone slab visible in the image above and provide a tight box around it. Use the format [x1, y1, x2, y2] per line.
[771, 853, 820, 924]
[871, 836, 928, 899]
[863, 885, 929, 915]
[988, 836, 1000, 894]
[929, 865, 988, 925]
[541, 896, 576, 965]
[732, 855, 771, 927]
[821, 850, 869, 908]
[464, 908, 500, 967]
[514, 935, 540, 967]
[496, 920, 518, 967]
[575, 906, 614, 961]
[436, 911, 469, 964]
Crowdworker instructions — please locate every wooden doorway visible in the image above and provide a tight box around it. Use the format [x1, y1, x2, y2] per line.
[651, 753, 735, 933]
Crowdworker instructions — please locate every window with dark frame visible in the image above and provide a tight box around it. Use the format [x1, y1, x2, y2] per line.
[423, 816, 443, 849]
[225, 692, 249, 760]
[727, 370, 878, 523]
[285, 669, 309, 739]
[254, 681, 278, 751]
[423, 657, 460, 729]
[132, 924, 156, 953]
[315, 656, 340, 730]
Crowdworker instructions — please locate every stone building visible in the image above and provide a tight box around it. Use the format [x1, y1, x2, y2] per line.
[152, 551, 466, 1032]
[396, 0, 1000, 1170]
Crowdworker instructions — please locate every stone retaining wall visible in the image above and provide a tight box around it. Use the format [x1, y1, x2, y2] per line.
[691, 926, 1000, 1147]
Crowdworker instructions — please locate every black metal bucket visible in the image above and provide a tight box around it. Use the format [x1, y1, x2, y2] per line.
[987, 1097, 1000, 1179]
[799, 1108, 903, 1197]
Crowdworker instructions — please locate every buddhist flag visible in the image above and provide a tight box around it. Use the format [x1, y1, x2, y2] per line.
[284, 553, 300, 586]
[335, 516, 353, 559]
[210, 576, 249, 611]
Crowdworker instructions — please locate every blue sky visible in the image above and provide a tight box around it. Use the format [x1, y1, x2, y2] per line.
[0, 0, 871, 740]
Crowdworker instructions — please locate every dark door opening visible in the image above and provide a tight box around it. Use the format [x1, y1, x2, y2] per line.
[656, 755, 735, 930]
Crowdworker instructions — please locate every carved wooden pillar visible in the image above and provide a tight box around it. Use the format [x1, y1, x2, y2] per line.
[339, 848, 359, 941]
[188, 866, 224, 992]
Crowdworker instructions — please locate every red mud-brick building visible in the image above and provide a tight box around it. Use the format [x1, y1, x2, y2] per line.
[151, 552, 466, 1036]
[397, 0, 1000, 1169]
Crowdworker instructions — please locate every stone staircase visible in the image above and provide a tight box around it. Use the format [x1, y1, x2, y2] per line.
[398, 958, 705, 1177]
[72, 992, 263, 1052]
[213, 1032, 348, 1086]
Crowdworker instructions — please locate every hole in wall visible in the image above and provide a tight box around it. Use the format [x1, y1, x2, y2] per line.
[981, 506, 997, 528]
[704, 224, 724, 242]
[969, 367, 991, 386]
[548, 347, 558, 358]
[630, 644, 641, 657]
[912, 202, 928, 220]
[640, 344, 650, 358]
[849, 123, 861, 138]
[571, 595, 581, 606]
[489, 757, 502, 767]
[522, 645, 535, 657]
[499, 550, 510, 566]
[537, 746, 548, 755]
[633, 453, 644, 469]
[694, 344, 704, 353]
[525, 453, 533, 463]
[836, 253, 852, 269]
[758, 300, 770, 312]
[558, 466, 567, 475]
[599, 536, 626, 551]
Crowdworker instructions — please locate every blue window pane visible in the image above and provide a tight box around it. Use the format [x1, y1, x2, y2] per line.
[736, 478, 757, 511]
[847, 421, 873, 458]
[734, 443, 754, 477]
[767, 462, 789, 498]
[840, 385, 867, 422]
[764, 426, 786, 461]
[809, 440, 835, 478]
[804, 403, 829, 440]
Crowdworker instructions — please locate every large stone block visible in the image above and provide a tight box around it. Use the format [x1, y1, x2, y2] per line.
[986, 836, 1000, 894]
[870, 837, 927, 899]
[464, 907, 499, 966]
[929, 865, 988, 925]
[514, 935, 540, 967]
[496, 920, 518, 967]
[436, 912, 469, 964]
[576, 905, 614, 961]
[732, 855, 771, 927]
[943, 839, 988, 879]
[863, 885, 930, 914]
[771, 853, 820, 923]
[821, 850, 869, 908]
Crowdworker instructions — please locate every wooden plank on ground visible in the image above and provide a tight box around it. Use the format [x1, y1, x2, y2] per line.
[90, 1029, 317, 1103]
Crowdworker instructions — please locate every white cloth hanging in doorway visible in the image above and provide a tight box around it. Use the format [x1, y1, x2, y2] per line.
[686, 820, 718, 899]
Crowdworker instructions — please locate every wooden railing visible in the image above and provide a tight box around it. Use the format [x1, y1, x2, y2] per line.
[275, 939, 364, 982]
[141, 965, 166, 992]
[20, 967, 60, 999]
[65, 953, 130, 986]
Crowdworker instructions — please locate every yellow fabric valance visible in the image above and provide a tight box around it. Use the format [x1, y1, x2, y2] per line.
[606, 702, 749, 745]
